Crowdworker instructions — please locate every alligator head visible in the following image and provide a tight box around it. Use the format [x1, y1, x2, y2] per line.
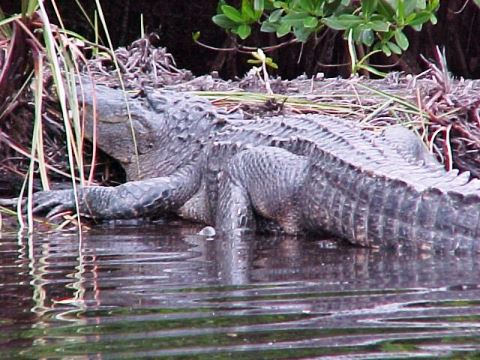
[78, 82, 219, 180]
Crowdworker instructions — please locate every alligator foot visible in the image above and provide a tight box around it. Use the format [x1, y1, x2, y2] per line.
[0, 189, 76, 219]
[29, 189, 76, 218]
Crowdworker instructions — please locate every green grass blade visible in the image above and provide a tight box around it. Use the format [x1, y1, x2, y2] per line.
[32, 52, 49, 191]
[37, 1, 83, 230]
[94, 0, 141, 176]
[0, 7, 12, 37]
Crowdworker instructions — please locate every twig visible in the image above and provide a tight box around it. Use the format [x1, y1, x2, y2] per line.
[194, 37, 298, 54]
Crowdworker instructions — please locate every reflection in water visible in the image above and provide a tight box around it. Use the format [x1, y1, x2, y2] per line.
[1, 223, 480, 358]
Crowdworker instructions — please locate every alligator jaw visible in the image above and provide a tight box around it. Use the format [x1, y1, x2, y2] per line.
[78, 83, 162, 172]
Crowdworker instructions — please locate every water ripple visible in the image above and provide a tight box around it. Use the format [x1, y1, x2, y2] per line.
[0, 224, 479, 359]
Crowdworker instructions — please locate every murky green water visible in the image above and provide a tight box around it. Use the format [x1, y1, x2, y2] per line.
[1, 223, 480, 359]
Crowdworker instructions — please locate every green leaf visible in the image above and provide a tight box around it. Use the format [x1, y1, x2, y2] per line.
[381, 43, 392, 56]
[351, 26, 363, 43]
[323, 14, 363, 30]
[407, 11, 432, 26]
[264, 53, 278, 69]
[405, 13, 416, 23]
[359, 63, 387, 77]
[387, 40, 402, 54]
[260, 21, 278, 32]
[403, 0, 417, 16]
[299, 0, 314, 12]
[221, 4, 244, 23]
[293, 26, 314, 42]
[416, 0, 427, 10]
[411, 24, 423, 31]
[236, 23, 252, 39]
[216, 0, 227, 13]
[368, 20, 390, 32]
[377, 1, 395, 18]
[265, 57, 279, 69]
[303, 16, 319, 28]
[394, 29, 409, 50]
[268, 9, 283, 22]
[254, 48, 266, 60]
[361, 0, 378, 18]
[276, 21, 291, 37]
[242, 0, 256, 21]
[254, 0, 265, 12]
[273, 1, 287, 8]
[396, 0, 405, 20]
[192, 31, 201, 41]
[323, 17, 348, 30]
[281, 12, 310, 26]
[263, 1, 276, 10]
[361, 29, 374, 46]
[212, 14, 237, 29]
[337, 14, 365, 23]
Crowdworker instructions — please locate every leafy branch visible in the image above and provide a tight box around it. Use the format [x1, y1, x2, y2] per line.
[212, 0, 440, 75]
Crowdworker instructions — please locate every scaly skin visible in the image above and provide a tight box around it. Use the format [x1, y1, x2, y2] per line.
[16, 83, 480, 251]
[209, 115, 480, 251]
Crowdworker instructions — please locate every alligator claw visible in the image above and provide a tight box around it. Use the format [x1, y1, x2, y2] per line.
[0, 190, 76, 220]
[30, 190, 75, 217]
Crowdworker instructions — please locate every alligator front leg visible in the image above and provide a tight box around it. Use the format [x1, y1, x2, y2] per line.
[26, 168, 201, 221]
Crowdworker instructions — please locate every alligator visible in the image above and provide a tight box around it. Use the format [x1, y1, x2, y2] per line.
[15, 83, 480, 251]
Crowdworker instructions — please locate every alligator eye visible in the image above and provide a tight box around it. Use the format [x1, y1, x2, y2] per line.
[139, 142, 154, 154]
